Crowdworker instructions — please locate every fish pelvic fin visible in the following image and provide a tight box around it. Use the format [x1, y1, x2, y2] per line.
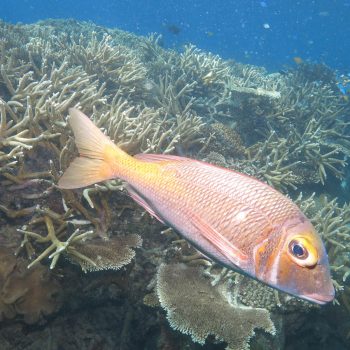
[58, 108, 132, 189]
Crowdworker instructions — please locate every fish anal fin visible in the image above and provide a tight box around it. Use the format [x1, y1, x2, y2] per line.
[190, 213, 249, 269]
[127, 186, 165, 224]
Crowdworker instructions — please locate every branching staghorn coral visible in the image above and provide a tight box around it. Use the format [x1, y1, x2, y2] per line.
[293, 192, 350, 313]
[202, 133, 301, 193]
[179, 44, 231, 88]
[0, 63, 105, 192]
[295, 193, 350, 286]
[284, 119, 347, 184]
[205, 120, 346, 195]
[206, 62, 349, 189]
[202, 64, 282, 121]
[0, 99, 60, 176]
[221, 65, 282, 100]
[152, 72, 197, 116]
[139, 33, 170, 64]
[0, 61, 107, 163]
[92, 95, 206, 154]
[18, 215, 142, 272]
[244, 120, 347, 189]
[68, 32, 148, 97]
[2, 62, 106, 122]
[18, 216, 95, 270]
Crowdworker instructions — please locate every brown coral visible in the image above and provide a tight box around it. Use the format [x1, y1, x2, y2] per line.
[0, 246, 61, 324]
[71, 234, 142, 272]
[209, 122, 246, 158]
[0, 246, 17, 321]
[156, 263, 275, 350]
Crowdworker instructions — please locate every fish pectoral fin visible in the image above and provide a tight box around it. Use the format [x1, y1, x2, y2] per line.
[190, 213, 249, 269]
[127, 186, 166, 224]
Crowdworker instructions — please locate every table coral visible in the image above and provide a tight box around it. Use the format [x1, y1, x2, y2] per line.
[156, 263, 276, 350]
[71, 234, 142, 272]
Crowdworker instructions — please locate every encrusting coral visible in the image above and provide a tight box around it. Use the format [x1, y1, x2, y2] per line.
[0, 18, 349, 349]
[0, 246, 61, 324]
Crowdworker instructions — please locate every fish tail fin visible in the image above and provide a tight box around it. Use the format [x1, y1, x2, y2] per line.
[58, 108, 131, 189]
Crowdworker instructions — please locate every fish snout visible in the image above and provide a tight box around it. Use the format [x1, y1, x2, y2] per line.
[296, 254, 335, 304]
[276, 250, 335, 304]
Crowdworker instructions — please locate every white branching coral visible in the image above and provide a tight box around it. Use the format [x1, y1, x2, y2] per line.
[18, 216, 142, 272]
[69, 32, 148, 97]
[295, 193, 350, 287]
[0, 99, 60, 173]
[92, 95, 205, 155]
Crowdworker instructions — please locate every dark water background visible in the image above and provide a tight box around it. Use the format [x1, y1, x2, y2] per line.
[2, 0, 350, 72]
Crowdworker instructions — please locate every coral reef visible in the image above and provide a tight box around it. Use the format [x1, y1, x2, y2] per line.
[0, 17, 349, 350]
[0, 245, 61, 324]
[17, 215, 142, 272]
[156, 263, 276, 350]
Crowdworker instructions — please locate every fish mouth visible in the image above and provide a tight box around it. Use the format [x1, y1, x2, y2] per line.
[301, 290, 335, 305]
[264, 251, 336, 305]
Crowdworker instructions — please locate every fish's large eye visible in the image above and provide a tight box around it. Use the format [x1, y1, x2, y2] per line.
[289, 240, 308, 259]
[287, 236, 318, 267]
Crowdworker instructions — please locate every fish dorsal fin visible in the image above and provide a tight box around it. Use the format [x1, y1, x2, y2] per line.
[134, 153, 192, 163]
[190, 212, 249, 270]
[127, 186, 165, 224]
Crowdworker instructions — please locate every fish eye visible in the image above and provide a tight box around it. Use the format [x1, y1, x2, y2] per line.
[287, 236, 318, 267]
[289, 240, 308, 259]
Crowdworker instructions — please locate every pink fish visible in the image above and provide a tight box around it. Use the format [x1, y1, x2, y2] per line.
[59, 108, 335, 304]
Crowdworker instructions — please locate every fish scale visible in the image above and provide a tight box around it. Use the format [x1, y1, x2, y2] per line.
[129, 160, 301, 255]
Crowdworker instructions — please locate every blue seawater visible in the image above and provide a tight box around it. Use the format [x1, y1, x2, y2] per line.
[2, 0, 350, 72]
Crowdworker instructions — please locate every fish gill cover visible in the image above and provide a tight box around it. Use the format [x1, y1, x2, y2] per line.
[0, 12, 349, 350]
